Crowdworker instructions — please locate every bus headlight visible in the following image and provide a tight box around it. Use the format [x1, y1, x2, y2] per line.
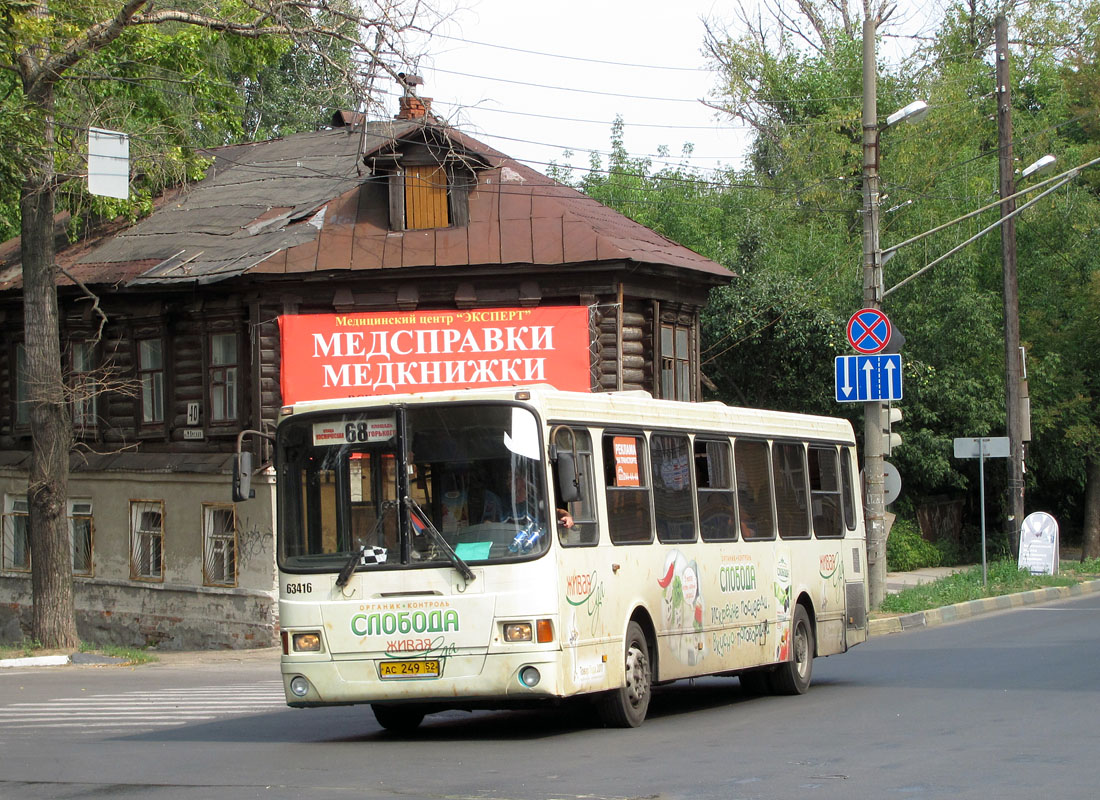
[504, 623, 532, 642]
[289, 676, 311, 697]
[519, 666, 541, 687]
[292, 632, 323, 652]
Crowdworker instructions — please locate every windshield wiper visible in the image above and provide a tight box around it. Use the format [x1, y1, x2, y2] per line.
[404, 496, 475, 583]
[336, 500, 396, 588]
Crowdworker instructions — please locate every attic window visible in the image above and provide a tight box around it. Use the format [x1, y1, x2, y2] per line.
[378, 146, 475, 232]
[405, 165, 449, 229]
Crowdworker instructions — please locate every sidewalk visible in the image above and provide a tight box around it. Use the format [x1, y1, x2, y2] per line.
[886, 564, 971, 594]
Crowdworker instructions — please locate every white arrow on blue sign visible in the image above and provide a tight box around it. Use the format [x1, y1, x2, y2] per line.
[834, 354, 903, 402]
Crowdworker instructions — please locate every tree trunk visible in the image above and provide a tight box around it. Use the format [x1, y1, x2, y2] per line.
[20, 88, 79, 650]
[1082, 456, 1100, 561]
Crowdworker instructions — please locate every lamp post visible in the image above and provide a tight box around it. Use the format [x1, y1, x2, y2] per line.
[861, 14, 927, 606]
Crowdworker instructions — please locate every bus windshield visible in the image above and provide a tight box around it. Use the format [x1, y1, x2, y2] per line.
[277, 403, 552, 572]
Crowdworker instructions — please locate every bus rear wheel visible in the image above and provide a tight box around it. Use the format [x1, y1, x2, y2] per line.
[597, 620, 651, 728]
[771, 604, 814, 695]
[372, 704, 425, 733]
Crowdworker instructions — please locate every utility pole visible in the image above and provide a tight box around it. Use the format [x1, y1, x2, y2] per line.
[996, 15, 1025, 557]
[862, 12, 887, 607]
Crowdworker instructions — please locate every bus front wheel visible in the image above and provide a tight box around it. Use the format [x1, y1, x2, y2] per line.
[771, 604, 814, 695]
[597, 620, 651, 728]
[372, 703, 425, 733]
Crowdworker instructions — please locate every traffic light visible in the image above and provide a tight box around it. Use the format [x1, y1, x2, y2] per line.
[883, 404, 902, 455]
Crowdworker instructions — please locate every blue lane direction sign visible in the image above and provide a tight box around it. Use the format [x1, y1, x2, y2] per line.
[835, 354, 903, 402]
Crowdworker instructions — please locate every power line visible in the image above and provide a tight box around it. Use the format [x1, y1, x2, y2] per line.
[428, 33, 707, 72]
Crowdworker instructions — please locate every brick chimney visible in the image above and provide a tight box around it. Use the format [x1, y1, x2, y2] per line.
[396, 95, 432, 120]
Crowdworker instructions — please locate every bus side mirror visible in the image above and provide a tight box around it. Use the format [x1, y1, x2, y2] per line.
[555, 452, 582, 504]
[232, 451, 254, 502]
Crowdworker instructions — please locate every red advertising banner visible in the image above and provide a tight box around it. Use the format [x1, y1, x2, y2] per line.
[279, 306, 591, 404]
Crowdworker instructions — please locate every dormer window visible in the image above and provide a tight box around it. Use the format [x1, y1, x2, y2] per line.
[369, 134, 484, 232]
[405, 164, 450, 229]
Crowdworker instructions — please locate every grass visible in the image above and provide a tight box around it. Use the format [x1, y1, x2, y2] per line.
[0, 639, 157, 665]
[877, 558, 1100, 615]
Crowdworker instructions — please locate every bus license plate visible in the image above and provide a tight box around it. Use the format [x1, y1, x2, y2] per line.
[379, 659, 440, 679]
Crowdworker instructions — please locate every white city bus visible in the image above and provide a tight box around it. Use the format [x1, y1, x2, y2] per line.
[273, 386, 868, 729]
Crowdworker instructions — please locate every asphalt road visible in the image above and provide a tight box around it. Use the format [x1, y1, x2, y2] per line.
[2, 592, 1099, 800]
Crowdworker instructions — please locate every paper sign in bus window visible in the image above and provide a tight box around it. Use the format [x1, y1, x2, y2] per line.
[613, 436, 641, 487]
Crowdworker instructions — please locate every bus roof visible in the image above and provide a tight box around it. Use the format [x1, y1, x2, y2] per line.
[281, 386, 856, 445]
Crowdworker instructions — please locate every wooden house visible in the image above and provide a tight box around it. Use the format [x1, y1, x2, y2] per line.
[0, 95, 731, 648]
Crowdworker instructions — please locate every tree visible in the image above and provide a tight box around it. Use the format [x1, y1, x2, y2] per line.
[3, 0, 439, 648]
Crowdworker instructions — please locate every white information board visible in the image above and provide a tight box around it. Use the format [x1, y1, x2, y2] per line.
[1018, 511, 1059, 576]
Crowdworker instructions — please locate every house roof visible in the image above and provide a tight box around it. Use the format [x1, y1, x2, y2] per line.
[0, 117, 731, 291]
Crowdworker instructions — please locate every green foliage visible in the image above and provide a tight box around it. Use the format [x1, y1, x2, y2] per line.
[1, 0, 364, 240]
[886, 517, 943, 572]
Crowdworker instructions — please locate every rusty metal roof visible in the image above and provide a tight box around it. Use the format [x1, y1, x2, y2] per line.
[1, 118, 731, 290]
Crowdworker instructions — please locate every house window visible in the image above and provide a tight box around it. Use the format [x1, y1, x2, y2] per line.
[2, 495, 30, 571]
[69, 499, 94, 575]
[404, 164, 450, 229]
[209, 333, 238, 422]
[130, 499, 164, 580]
[71, 341, 97, 430]
[14, 343, 29, 426]
[660, 323, 692, 402]
[203, 503, 237, 587]
[138, 339, 165, 424]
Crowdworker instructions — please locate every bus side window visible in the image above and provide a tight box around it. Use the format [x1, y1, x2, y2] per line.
[735, 439, 774, 540]
[652, 433, 696, 543]
[773, 442, 810, 539]
[695, 438, 736, 542]
[809, 445, 843, 538]
[840, 447, 857, 531]
[554, 427, 599, 547]
[603, 433, 653, 544]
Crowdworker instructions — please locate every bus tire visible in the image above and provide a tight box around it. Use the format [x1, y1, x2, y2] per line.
[372, 704, 425, 733]
[596, 620, 651, 728]
[771, 604, 814, 695]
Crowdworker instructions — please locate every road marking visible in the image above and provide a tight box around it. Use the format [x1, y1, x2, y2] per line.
[0, 681, 286, 733]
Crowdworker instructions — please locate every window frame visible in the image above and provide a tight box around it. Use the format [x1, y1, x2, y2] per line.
[809, 445, 845, 539]
[13, 342, 29, 428]
[129, 499, 165, 582]
[2, 495, 30, 572]
[734, 438, 776, 541]
[659, 322, 693, 402]
[70, 339, 98, 433]
[137, 337, 166, 427]
[651, 432, 697, 544]
[603, 431, 654, 545]
[68, 498, 94, 576]
[552, 425, 599, 548]
[695, 437, 738, 543]
[773, 440, 811, 540]
[202, 503, 238, 587]
[208, 331, 240, 425]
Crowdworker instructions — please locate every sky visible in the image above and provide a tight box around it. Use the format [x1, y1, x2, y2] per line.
[381, 0, 750, 177]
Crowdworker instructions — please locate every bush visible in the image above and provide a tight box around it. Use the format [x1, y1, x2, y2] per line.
[886, 516, 942, 572]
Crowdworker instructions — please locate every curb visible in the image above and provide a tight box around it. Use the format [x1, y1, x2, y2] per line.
[0, 652, 129, 669]
[0, 654, 71, 669]
[868, 578, 1100, 637]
